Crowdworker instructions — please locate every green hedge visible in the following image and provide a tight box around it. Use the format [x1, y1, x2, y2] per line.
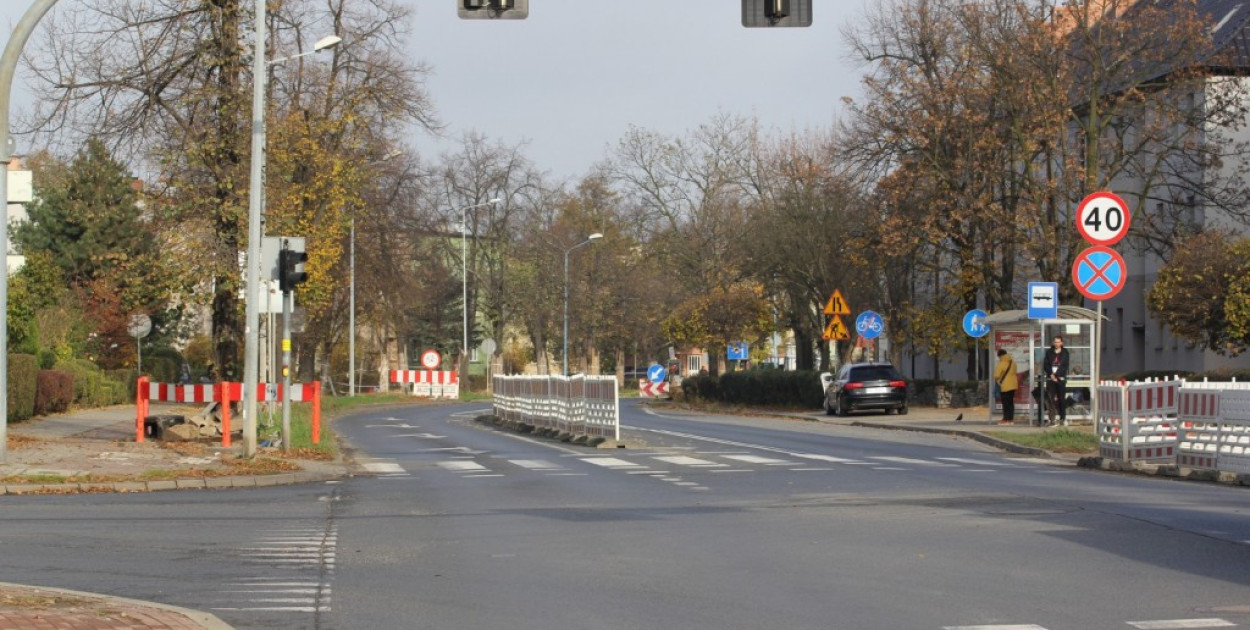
[56, 358, 129, 408]
[681, 370, 825, 409]
[7, 354, 37, 422]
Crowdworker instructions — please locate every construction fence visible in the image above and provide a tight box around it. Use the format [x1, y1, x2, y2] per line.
[492, 374, 620, 442]
[1097, 378, 1250, 474]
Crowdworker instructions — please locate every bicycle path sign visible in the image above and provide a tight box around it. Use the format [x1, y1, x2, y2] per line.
[856, 310, 884, 340]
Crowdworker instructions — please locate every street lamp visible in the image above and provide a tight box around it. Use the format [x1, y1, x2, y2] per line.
[243, 17, 340, 456]
[349, 149, 402, 397]
[460, 199, 502, 381]
[563, 232, 603, 376]
[0, 0, 59, 464]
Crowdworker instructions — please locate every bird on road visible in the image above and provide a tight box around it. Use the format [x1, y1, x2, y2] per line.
[955, 413, 963, 422]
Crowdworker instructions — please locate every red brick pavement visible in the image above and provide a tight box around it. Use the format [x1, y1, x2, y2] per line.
[0, 584, 230, 629]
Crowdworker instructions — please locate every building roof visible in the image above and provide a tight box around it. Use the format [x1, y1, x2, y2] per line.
[983, 306, 1107, 326]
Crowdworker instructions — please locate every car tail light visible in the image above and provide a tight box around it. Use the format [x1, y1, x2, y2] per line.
[843, 382, 864, 390]
[889, 380, 906, 387]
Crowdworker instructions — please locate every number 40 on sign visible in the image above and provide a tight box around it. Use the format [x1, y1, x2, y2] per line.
[1076, 191, 1131, 247]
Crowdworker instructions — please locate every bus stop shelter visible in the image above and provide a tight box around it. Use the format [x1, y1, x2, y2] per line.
[982, 306, 1103, 425]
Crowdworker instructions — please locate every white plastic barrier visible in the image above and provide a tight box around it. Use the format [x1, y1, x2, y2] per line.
[1096, 379, 1179, 463]
[493, 374, 620, 441]
[1175, 381, 1250, 474]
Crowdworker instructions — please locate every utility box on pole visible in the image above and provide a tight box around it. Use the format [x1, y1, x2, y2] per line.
[742, 0, 811, 27]
[459, 0, 528, 19]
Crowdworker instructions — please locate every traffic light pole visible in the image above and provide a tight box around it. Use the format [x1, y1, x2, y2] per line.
[282, 287, 292, 453]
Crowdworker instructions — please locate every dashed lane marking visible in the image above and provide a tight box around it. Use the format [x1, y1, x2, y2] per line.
[508, 459, 564, 470]
[652, 456, 727, 467]
[938, 457, 1015, 466]
[871, 456, 959, 467]
[721, 454, 796, 466]
[1127, 619, 1237, 629]
[580, 457, 643, 468]
[360, 462, 405, 474]
[943, 625, 1048, 630]
[437, 461, 489, 472]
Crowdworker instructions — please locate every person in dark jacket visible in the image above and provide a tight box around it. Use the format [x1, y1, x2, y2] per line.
[1041, 335, 1070, 425]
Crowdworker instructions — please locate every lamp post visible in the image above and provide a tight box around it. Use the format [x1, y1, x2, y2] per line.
[0, 0, 59, 464]
[243, 23, 340, 456]
[460, 199, 502, 381]
[349, 150, 402, 397]
[563, 233, 603, 376]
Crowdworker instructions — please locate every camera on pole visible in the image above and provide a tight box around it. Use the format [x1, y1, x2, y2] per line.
[279, 244, 308, 293]
[459, 0, 527, 19]
[742, 0, 811, 27]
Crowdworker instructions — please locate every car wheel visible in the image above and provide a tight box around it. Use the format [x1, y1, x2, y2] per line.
[833, 396, 845, 417]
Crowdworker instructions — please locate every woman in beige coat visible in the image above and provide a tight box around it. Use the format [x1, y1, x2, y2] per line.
[994, 349, 1018, 424]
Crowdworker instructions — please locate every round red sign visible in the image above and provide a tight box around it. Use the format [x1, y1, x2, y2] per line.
[420, 349, 441, 370]
[1075, 191, 1132, 246]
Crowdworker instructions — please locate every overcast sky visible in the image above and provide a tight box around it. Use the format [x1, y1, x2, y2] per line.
[2, 1, 870, 183]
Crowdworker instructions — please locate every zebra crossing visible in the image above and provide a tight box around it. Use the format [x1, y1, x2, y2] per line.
[208, 523, 337, 619]
[355, 449, 1065, 484]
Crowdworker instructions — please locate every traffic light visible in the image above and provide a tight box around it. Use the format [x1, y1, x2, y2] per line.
[742, 0, 811, 27]
[459, 0, 528, 19]
[279, 247, 309, 293]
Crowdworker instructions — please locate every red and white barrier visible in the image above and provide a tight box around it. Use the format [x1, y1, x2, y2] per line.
[135, 377, 321, 447]
[390, 370, 460, 399]
[1096, 379, 1178, 464]
[638, 380, 669, 398]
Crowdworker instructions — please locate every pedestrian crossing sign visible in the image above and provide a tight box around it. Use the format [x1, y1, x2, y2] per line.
[824, 289, 850, 316]
[823, 316, 850, 341]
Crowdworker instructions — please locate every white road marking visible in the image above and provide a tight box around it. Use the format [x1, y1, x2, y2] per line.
[652, 456, 726, 467]
[509, 459, 563, 470]
[710, 469, 753, 473]
[394, 433, 446, 439]
[793, 453, 861, 464]
[789, 467, 835, 472]
[943, 625, 1048, 630]
[721, 454, 794, 466]
[872, 467, 908, 471]
[1127, 619, 1236, 629]
[938, 457, 1014, 466]
[438, 461, 488, 471]
[580, 457, 642, 468]
[871, 456, 958, 467]
[360, 462, 404, 474]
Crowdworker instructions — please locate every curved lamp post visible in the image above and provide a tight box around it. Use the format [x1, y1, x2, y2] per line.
[563, 233, 603, 376]
[0, 0, 60, 463]
[460, 199, 502, 381]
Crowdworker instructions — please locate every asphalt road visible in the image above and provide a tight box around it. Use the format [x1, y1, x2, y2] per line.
[1, 400, 1247, 630]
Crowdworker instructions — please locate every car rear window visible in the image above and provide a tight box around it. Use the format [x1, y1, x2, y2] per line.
[850, 366, 902, 381]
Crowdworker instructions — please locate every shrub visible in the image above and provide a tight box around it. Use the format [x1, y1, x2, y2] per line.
[34, 370, 73, 415]
[680, 370, 824, 408]
[37, 349, 57, 370]
[7, 354, 38, 422]
[56, 358, 130, 407]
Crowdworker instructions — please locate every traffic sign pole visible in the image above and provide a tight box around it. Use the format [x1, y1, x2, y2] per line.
[1075, 191, 1132, 430]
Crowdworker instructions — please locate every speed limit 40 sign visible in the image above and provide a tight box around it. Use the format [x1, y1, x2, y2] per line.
[1076, 191, 1132, 246]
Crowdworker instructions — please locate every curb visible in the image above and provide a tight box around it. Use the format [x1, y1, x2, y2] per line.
[0, 581, 234, 629]
[845, 420, 1053, 458]
[0, 467, 346, 496]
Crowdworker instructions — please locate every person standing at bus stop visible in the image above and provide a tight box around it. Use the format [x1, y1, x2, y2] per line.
[1042, 335, 1070, 425]
[994, 349, 1018, 425]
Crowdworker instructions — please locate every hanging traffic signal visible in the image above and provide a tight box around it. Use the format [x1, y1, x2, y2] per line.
[279, 247, 309, 293]
[742, 0, 811, 27]
[459, 0, 528, 19]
